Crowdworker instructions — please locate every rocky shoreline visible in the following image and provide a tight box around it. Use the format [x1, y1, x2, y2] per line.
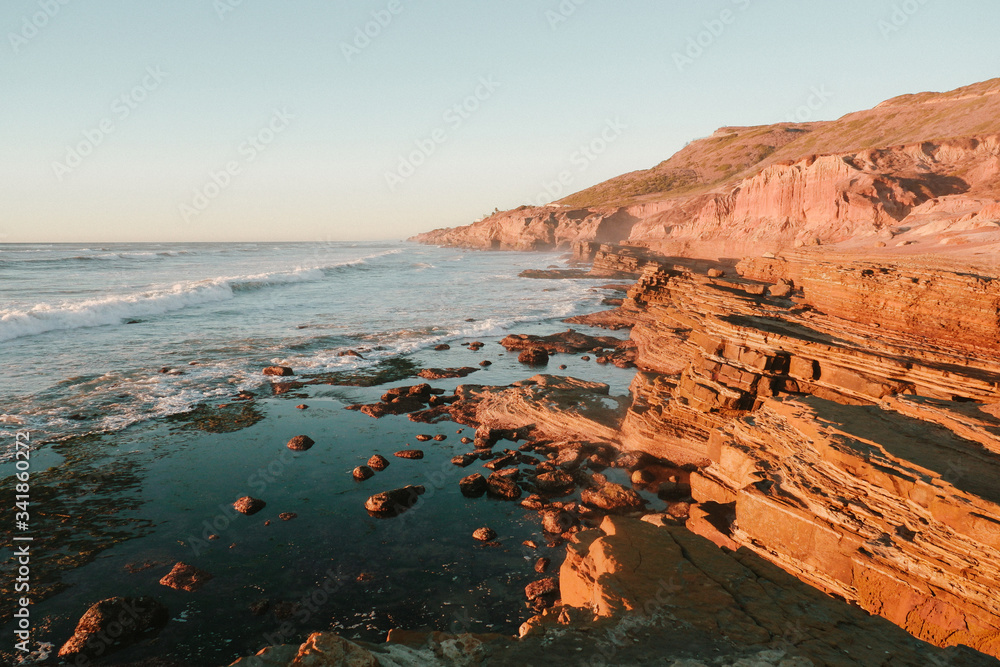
[211, 243, 1000, 666]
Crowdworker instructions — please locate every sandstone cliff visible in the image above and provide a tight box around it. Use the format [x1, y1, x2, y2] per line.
[411, 79, 1000, 263]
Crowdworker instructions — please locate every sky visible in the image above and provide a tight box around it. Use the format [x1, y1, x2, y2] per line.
[2, 0, 999, 243]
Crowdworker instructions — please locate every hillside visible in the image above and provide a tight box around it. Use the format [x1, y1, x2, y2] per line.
[412, 78, 1000, 263]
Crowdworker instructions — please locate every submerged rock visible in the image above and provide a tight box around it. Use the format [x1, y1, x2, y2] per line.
[159, 562, 213, 592]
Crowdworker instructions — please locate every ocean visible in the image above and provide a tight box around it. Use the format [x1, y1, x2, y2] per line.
[0, 241, 615, 450]
[0, 241, 642, 664]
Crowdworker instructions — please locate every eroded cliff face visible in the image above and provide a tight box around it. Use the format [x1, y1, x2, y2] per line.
[412, 136, 1000, 262]
[591, 247, 1000, 658]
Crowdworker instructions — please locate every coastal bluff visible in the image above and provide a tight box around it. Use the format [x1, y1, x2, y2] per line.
[411, 79, 1000, 264]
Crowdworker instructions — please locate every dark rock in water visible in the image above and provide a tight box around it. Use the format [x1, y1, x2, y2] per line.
[581, 480, 646, 514]
[434, 344, 451, 351]
[382, 384, 433, 402]
[472, 527, 497, 542]
[657, 479, 692, 500]
[461, 436, 473, 444]
[433, 434, 447, 441]
[613, 451, 653, 470]
[480, 360, 492, 367]
[525, 577, 558, 601]
[483, 452, 518, 471]
[451, 453, 477, 467]
[520, 494, 548, 510]
[353, 466, 374, 481]
[359, 396, 425, 418]
[233, 496, 266, 515]
[337, 349, 364, 358]
[541, 509, 575, 534]
[286, 435, 315, 451]
[534, 557, 551, 573]
[581, 356, 591, 361]
[518, 347, 549, 366]
[631, 469, 655, 485]
[394, 449, 424, 459]
[459, 473, 487, 497]
[367, 454, 390, 471]
[365, 485, 425, 516]
[125, 319, 142, 324]
[57, 596, 169, 660]
[534, 470, 577, 495]
[249, 599, 270, 616]
[296, 404, 308, 410]
[278, 512, 297, 521]
[559, 365, 567, 370]
[263, 366, 294, 376]
[486, 473, 522, 500]
[418, 367, 478, 379]
[159, 562, 213, 592]
[415, 434, 432, 442]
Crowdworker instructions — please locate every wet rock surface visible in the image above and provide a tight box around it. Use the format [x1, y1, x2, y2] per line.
[58, 596, 169, 660]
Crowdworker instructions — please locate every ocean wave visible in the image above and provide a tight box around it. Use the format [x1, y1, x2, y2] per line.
[0, 249, 403, 342]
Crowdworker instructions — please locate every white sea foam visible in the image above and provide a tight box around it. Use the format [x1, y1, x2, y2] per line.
[0, 249, 402, 342]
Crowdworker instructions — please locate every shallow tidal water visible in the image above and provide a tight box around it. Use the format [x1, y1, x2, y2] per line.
[0, 242, 649, 665]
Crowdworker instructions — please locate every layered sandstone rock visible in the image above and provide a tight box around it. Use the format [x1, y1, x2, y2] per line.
[412, 80, 1000, 263]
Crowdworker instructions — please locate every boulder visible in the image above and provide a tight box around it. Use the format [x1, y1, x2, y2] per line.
[286, 435, 315, 451]
[367, 454, 390, 471]
[486, 473, 522, 500]
[473, 527, 497, 542]
[159, 562, 213, 592]
[57, 597, 169, 660]
[580, 481, 646, 513]
[262, 366, 294, 376]
[364, 485, 425, 516]
[352, 466, 374, 481]
[394, 449, 424, 459]
[234, 496, 266, 515]
[459, 473, 488, 497]
[518, 347, 549, 366]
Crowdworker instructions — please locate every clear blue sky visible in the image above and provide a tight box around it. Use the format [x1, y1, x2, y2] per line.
[2, 0, 998, 242]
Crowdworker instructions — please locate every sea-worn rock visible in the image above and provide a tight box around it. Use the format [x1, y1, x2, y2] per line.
[233, 496, 266, 515]
[533, 470, 576, 495]
[394, 449, 424, 459]
[367, 454, 390, 471]
[159, 562, 213, 592]
[486, 473, 522, 500]
[451, 453, 477, 467]
[286, 435, 315, 451]
[580, 480, 645, 514]
[472, 527, 497, 542]
[262, 366, 294, 376]
[365, 485, 425, 516]
[352, 465, 374, 481]
[525, 577, 558, 601]
[459, 473, 488, 497]
[418, 367, 479, 379]
[518, 347, 549, 366]
[57, 597, 169, 660]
